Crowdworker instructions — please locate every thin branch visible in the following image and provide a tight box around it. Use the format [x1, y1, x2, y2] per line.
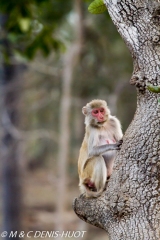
[27, 61, 59, 77]
[1, 110, 58, 142]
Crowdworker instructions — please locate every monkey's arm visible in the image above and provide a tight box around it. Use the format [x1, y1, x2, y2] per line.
[88, 142, 121, 158]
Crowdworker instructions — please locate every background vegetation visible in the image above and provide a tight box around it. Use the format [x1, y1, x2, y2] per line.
[0, 0, 136, 239]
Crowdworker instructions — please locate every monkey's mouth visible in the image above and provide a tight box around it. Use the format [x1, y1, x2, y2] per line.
[97, 121, 105, 124]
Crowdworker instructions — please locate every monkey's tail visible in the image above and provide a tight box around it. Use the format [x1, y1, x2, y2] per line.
[85, 188, 104, 198]
[86, 156, 107, 198]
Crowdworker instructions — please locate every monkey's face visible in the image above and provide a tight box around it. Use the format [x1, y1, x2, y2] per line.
[92, 107, 105, 122]
[82, 100, 110, 127]
[90, 107, 109, 127]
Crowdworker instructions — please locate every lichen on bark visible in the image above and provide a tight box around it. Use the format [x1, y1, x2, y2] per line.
[73, 0, 160, 239]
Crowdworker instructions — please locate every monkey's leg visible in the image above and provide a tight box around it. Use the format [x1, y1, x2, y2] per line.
[82, 156, 107, 198]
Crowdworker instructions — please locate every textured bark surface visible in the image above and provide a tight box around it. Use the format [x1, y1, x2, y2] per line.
[73, 0, 160, 239]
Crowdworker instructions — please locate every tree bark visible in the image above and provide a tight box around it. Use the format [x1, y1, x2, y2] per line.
[73, 0, 160, 239]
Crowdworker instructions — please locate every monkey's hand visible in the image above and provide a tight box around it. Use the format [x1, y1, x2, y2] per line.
[116, 139, 123, 149]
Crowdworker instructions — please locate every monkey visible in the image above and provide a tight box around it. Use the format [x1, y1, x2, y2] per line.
[78, 99, 123, 198]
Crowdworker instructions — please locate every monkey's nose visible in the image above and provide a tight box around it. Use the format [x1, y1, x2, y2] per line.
[99, 114, 104, 119]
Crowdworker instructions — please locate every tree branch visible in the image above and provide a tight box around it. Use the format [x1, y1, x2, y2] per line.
[104, 0, 160, 87]
[73, 193, 110, 230]
[1, 110, 58, 142]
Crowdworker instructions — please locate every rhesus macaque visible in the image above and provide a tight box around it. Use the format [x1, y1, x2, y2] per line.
[78, 99, 123, 198]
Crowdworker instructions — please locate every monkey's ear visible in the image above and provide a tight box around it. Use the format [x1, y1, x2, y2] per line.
[82, 107, 87, 115]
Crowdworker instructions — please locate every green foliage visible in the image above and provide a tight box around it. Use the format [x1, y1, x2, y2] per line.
[147, 84, 160, 93]
[0, 0, 72, 59]
[24, 27, 64, 59]
[18, 18, 31, 33]
[88, 0, 107, 14]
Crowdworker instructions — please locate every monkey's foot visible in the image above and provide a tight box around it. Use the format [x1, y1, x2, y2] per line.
[84, 179, 97, 192]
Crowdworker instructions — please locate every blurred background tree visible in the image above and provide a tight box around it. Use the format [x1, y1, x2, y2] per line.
[0, 0, 136, 240]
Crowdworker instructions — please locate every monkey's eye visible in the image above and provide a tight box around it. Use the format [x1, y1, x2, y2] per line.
[93, 110, 98, 114]
[100, 108, 104, 113]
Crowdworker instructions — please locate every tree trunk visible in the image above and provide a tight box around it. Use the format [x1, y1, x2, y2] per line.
[73, 1, 160, 239]
[0, 14, 23, 240]
[56, 0, 84, 232]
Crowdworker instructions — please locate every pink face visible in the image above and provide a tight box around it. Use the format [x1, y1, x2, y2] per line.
[91, 107, 105, 122]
